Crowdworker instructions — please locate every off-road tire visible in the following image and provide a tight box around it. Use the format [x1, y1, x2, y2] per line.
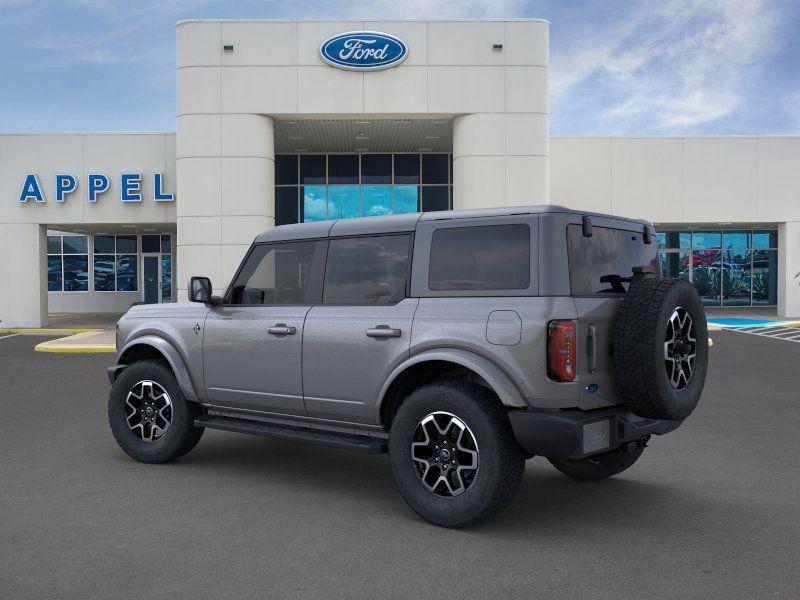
[613, 277, 708, 420]
[548, 445, 645, 481]
[108, 360, 203, 463]
[388, 382, 525, 528]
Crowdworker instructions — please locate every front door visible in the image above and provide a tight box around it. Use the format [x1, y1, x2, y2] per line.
[142, 256, 159, 304]
[302, 234, 415, 425]
[202, 240, 320, 416]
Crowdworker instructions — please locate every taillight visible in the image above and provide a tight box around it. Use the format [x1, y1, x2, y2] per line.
[548, 320, 576, 382]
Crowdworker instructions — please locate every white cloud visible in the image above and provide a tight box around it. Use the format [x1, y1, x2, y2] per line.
[551, 0, 790, 133]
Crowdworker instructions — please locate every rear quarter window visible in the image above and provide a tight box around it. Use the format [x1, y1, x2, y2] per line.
[428, 224, 530, 291]
[567, 224, 660, 294]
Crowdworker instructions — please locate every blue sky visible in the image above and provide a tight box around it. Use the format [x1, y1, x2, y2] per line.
[1, 0, 798, 135]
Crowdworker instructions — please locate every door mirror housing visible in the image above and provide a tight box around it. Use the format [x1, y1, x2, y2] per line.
[189, 276, 216, 304]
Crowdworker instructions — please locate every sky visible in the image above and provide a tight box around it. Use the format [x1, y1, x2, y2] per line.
[0, 0, 798, 135]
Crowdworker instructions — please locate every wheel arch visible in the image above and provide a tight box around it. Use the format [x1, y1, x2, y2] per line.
[115, 336, 200, 403]
[377, 349, 527, 428]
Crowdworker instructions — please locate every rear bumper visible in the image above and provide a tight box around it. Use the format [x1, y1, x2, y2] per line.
[508, 406, 683, 460]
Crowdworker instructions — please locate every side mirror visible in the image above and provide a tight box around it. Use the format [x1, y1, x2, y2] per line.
[189, 276, 212, 303]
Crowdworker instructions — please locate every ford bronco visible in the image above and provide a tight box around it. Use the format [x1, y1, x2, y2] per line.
[108, 205, 708, 527]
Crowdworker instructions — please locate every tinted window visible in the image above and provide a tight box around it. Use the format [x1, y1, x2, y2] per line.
[394, 154, 419, 184]
[230, 242, 316, 305]
[275, 187, 299, 225]
[429, 225, 530, 291]
[94, 235, 115, 253]
[567, 225, 660, 294]
[116, 235, 137, 253]
[300, 155, 325, 184]
[324, 235, 410, 304]
[328, 154, 358, 184]
[141, 234, 160, 253]
[361, 154, 391, 184]
[421, 186, 449, 212]
[275, 155, 298, 185]
[62, 235, 88, 254]
[422, 154, 448, 184]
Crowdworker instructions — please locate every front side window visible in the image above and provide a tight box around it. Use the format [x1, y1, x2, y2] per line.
[567, 225, 659, 295]
[229, 242, 316, 305]
[428, 225, 530, 291]
[323, 235, 410, 305]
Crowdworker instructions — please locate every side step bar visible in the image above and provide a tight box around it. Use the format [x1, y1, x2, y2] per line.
[194, 415, 387, 455]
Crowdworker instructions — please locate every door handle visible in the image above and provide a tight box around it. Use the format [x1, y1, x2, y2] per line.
[366, 325, 402, 338]
[587, 324, 597, 374]
[268, 324, 296, 336]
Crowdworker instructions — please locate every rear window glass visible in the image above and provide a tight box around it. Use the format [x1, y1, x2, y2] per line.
[567, 224, 660, 294]
[428, 224, 530, 291]
[323, 235, 410, 304]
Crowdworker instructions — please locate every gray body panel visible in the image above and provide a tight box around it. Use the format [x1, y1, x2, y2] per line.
[202, 305, 311, 415]
[113, 204, 659, 436]
[302, 298, 418, 424]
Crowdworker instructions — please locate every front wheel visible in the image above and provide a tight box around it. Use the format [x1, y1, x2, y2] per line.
[108, 360, 203, 463]
[388, 382, 525, 528]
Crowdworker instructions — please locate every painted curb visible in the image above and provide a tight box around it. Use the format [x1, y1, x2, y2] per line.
[34, 343, 116, 354]
[0, 328, 100, 335]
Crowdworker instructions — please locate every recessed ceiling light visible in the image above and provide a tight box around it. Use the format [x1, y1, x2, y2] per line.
[432, 119, 450, 125]
[121, 225, 137, 229]
[393, 119, 412, 124]
[354, 147, 369, 152]
[425, 136, 440, 140]
[355, 134, 370, 140]
[288, 136, 302, 140]
[419, 148, 433, 152]
[320, 119, 338, 125]
[355, 120, 372, 125]
[293, 148, 308, 152]
[280, 120, 297, 125]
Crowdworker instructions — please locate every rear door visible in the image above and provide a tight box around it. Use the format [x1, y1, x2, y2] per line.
[302, 233, 416, 425]
[566, 218, 660, 410]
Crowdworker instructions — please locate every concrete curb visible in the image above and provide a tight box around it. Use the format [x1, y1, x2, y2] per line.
[0, 328, 100, 335]
[34, 343, 116, 354]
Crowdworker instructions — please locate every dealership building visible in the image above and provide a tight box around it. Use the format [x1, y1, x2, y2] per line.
[1, 18, 799, 327]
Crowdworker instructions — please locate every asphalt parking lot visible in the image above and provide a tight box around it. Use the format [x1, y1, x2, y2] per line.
[1, 330, 799, 599]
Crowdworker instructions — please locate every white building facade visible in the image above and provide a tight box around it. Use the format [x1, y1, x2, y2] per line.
[1, 19, 799, 327]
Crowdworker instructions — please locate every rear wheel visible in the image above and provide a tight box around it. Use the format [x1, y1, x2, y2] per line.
[548, 441, 646, 481]
[108, 360, 203, 463]
[388, 382, 525, 528]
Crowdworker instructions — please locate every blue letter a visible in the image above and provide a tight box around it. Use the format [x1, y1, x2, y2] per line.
[19, 174, 45, 203]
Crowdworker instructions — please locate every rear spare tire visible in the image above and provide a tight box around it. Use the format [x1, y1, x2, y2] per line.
[613, 277, 708, 420]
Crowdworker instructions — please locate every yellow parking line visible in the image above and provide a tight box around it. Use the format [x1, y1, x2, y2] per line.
[34, 343, 116, 354]
[0, 328, 100, 335]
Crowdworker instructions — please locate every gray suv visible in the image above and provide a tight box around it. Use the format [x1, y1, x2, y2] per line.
[108, 205, 708, 527]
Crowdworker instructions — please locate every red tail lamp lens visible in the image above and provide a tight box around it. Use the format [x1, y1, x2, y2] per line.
[548, 320, 576, 382]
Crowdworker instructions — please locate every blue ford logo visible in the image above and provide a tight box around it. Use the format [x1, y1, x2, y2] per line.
[319, 31, 408, 71]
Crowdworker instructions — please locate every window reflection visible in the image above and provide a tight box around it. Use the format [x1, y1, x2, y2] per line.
[328, 186, 360, 219]
[362, 186, 393, 216]
[302, 186, 327, 222]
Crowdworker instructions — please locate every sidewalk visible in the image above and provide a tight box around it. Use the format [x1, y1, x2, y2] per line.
[33, 329, 116, 354]
[0, 312, 120, 354]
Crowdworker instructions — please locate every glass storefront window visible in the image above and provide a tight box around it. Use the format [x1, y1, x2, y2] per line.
[47, 256, 62, 291]
[63, 235, 88, 254]
[161, 255, 172, 301]
[362, 186, 393, 216]
[692, 231, 721, 249]
[63, 255, 89, 291]
[422, 154, 449, 184]
[300, 155, 325, 184]
[142, 234, 161, 253]
[753, 250, 778, 305]
[161, 235, 172, 254]
[361, 154, 392, 184]
[721, 249, 752, 306]
[116, 235, 137, 254]
[327, 186, 360, 219]
[47, 235, 62, 254]
[657, 231, 691, 249]
[657, 228, 778, 307]
[302, 186, 326, 222]
[394, 154, 420, 184]
[275, 154, 298, 185]
[277, 153, 452, 224]
[116, 255, 137, 291]
[276, 187, 299, 226]
[328, 155, 358, 184]
[722, 231, 750, 249]
[93, 255, 116, 291]
[94, 235, 115, 253]
[394, 186, 419, 214]
[659, 251, 690, 280]
[752, 230, 778, 249]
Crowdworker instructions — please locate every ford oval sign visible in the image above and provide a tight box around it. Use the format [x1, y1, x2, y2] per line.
[319, 31, 408, 71]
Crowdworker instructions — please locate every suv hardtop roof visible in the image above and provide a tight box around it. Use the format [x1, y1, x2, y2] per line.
[253, 204, 652, 244]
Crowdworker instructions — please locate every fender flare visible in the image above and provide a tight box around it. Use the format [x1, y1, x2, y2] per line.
[377, 348, 528, 420]
[116, 335, 200, 403]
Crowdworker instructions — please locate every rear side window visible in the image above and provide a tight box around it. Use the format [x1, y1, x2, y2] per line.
[323, 235, 410, 304]
[567, 224, 660, 294]
[229, 241, 316, 305]
[428, 224, 530, 291]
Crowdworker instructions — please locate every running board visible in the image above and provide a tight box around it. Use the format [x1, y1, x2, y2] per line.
[194, 415, 387, 455]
